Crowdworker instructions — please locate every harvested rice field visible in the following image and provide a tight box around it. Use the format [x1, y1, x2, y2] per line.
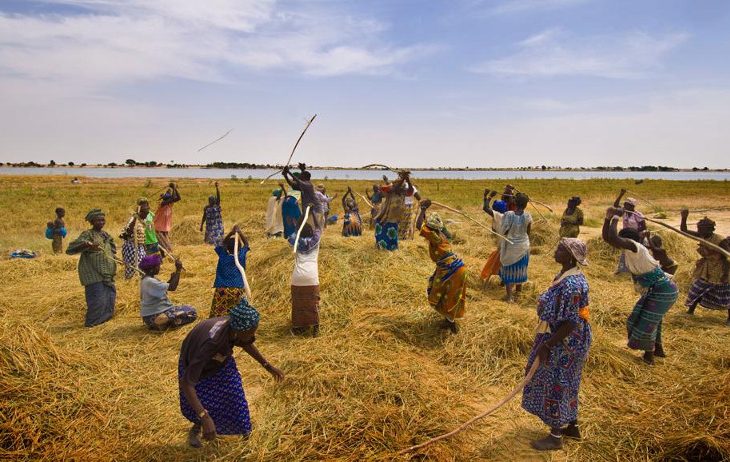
[0, 176, 728, 461]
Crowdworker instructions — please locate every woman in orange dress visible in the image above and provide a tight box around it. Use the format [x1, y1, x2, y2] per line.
[415, 199, 467, 333]
[154, 182, 181, 254]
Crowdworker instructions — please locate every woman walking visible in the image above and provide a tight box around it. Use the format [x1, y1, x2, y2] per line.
[522, 238, 591, 450]
[603, 207, 678, 364]
[415, 199, 467, 333]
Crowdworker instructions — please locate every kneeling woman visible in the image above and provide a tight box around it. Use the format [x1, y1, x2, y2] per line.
[139, 255, 198, 330]
[179, 300, 284, 447]
[522, 238, 591, 450]
[603, 207, 678, 364]
[415, 199, 467, 333]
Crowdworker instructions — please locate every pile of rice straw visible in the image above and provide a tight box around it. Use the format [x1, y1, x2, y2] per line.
[0, 177, 728, 461]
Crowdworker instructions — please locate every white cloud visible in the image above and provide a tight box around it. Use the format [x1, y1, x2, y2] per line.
[488, 0, 591, 15]
[0, 0, 434, 96]
[471, 29, 689, 79]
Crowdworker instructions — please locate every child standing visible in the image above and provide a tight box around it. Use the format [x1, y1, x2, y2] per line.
[46, 207, 67, 254]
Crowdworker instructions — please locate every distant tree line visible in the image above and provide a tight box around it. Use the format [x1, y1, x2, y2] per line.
[205, 162, 274, 169]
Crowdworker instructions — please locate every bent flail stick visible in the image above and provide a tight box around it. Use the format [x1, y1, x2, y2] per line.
[398, 357, 541, 455]
[234, 234, 252, 300]
[360, 163, 399, 174]
[111, 256, 145, 276]
[512, 187, 554, 213]
[625, 189, 662, 211]
[197, 129, 232, 152]
[624, 210, 730, 259]
[355, 191, 373, 209]
[261, 114, 318, 184]
[155, 242, 180, 266]
[430, 201, 513, 244]
[293, 205, 312, 254]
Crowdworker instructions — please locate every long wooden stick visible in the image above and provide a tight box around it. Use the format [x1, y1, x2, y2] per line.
[260, 114, 317, 184]
[430, 201, 513, 244]
[625, 190, 662, 211]
[234, 234, 252, 300]
[156, 242, 179, 264]
[361, 163, 399, 174]
[111, 256, 145, 276]
[355, 191, 373, 209]
[293, 206, 312, 254]
[511, 187, 554, 213]
[197, 129, 232, 152]
[625, 210, 730, 258]
[398, 358, 541, 454]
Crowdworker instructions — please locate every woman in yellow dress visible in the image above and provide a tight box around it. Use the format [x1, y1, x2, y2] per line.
[415, 199, 467, 333]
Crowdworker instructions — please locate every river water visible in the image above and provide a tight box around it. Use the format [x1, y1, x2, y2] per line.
[1, 167, 728, 181]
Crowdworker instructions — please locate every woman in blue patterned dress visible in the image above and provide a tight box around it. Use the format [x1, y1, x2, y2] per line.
[200, 182, 224, 245]
[499, 192, 533, 302]
[179, 300, 284, 447]
[522, 238, 591, 451]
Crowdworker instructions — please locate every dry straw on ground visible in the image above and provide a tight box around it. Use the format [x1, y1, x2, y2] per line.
[0, 176, 728, 461]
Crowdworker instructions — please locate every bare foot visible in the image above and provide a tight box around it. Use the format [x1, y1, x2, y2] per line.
[188, 424, 202, 448]
[531, 434, 563, 451]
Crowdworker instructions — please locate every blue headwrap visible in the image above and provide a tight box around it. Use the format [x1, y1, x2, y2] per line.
[492, 200, 508, 213]
[228, 299, 260, 331]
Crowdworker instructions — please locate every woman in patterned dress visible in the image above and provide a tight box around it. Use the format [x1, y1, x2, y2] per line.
[499, 192, 533, 302]
[415, 199, 467, 333]
[179, 300, 284, 447]
[120, 198, 148, 279]
[200, 182, 224, 245]
[210, 226, 250, 317]
[341, 187, 362, 237]
[603, 207, 678, 364]
[522, 238, 591, 450]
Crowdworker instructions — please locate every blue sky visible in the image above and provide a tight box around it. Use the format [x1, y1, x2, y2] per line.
[1, 0, 729, 168]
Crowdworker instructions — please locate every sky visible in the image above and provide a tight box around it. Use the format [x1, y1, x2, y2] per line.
[1, 0, 729, 168]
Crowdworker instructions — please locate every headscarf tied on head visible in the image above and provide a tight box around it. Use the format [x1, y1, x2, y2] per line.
[559, 237, 589, 266]
[426, 212, 444, 232]
[138, 254, 163, 271]
[85, 208, 105, 222]
[229, 299, 260, 332]
[492, 200, 508, 214]
[625, 197, 637, 206]
[137, 197, 148, 206]
[698, 216, 716, 229]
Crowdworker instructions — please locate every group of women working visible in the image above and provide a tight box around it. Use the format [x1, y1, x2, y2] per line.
[62, 172, 730, 452]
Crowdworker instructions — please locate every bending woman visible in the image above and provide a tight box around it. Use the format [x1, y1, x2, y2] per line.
[415, 199, 467, 333]
[499, 192, 533, 302]
[341, 186, 363, 237]
[522, 238, 591, 451]
[603, 207, 678, 364]
[179, 300, 284, 447]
